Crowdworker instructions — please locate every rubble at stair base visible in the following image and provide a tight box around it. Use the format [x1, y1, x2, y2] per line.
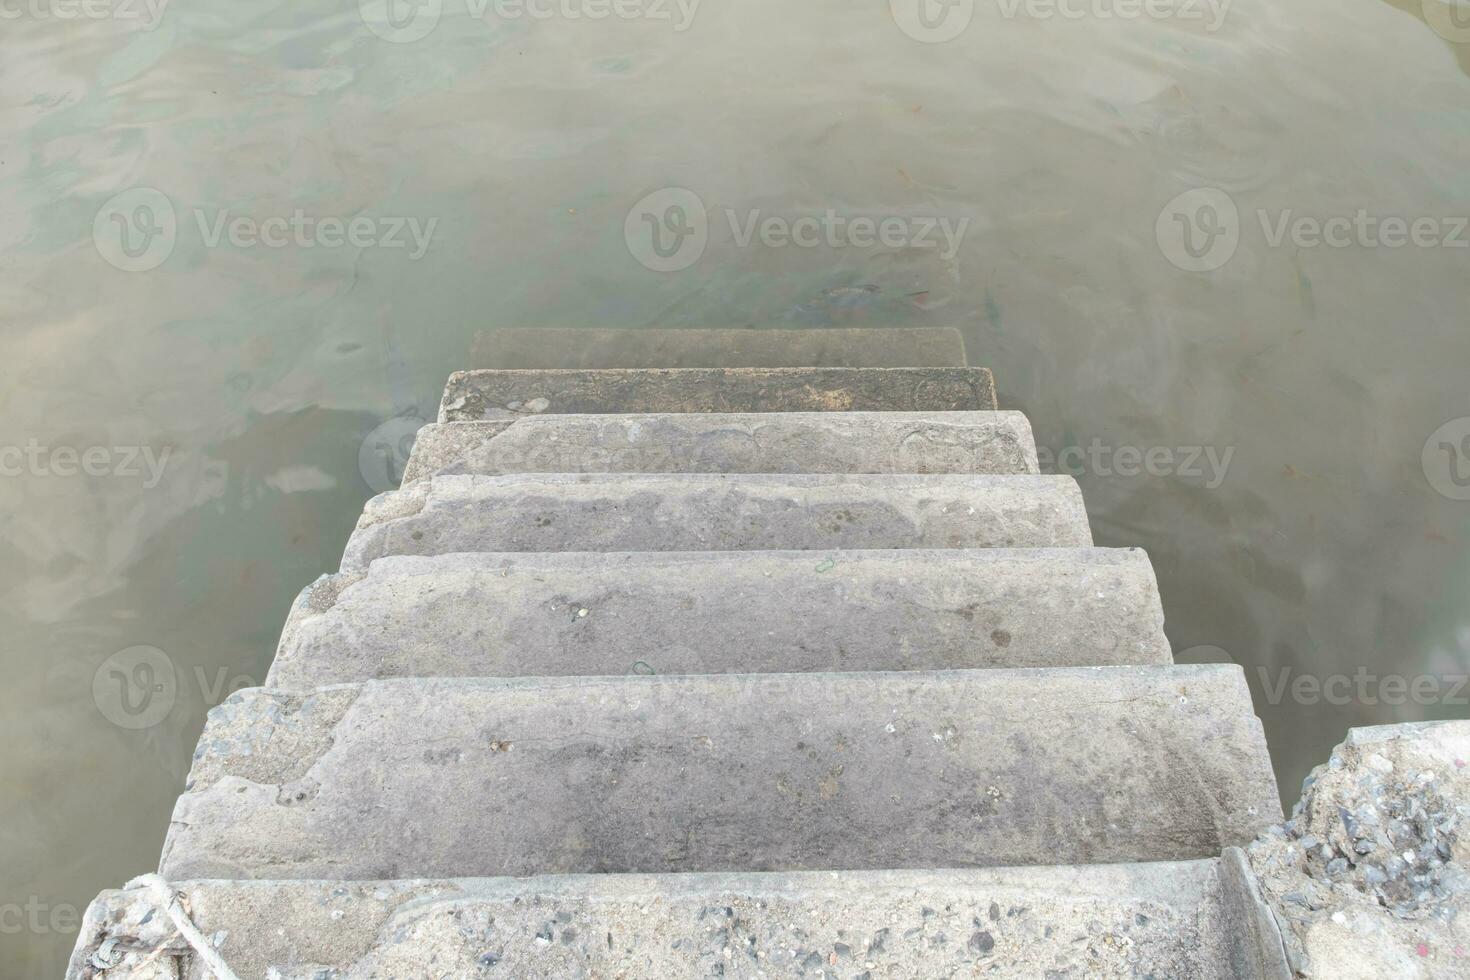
[68, 858, 1286, 979]
[1248, 720, 1470, 979]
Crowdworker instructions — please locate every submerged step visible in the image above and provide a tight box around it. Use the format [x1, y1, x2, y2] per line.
[160, 666, 1281, 880]
[470, 326, 970, 369]
[403, 411, 1039, 483]
[270, 548, 1170, 688]
[438, 366, 998, 420]
[339, 473, 1092, 570]
[69, 855, 1291, 980]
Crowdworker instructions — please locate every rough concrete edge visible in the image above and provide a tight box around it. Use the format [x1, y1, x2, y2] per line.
[1220, 847, 1295, 979]
[270, 570, 367, 686]
[406, 411, 1036, 483]
[437, 366, 1000, 421]
[340, 482, 431, 571]
[1246, 718, 1470, 978]
[401, 420, 512, 484]
[66, 859, 1233, 980]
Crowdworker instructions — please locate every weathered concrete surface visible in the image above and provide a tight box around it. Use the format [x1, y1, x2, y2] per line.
[340, 474, 1092, 570]
[403, 411, 1039, 483]
[270, 548, 1169, 688]
[470, 326, 970, 369]
[67, 855, 1291, 980]
[160, 667, 1280, 880]
[1249, 720, 1470, 979]
[438, 367, 998, 420]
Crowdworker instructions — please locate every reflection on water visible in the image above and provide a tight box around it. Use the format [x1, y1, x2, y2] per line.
[2, 0, 1468, 973]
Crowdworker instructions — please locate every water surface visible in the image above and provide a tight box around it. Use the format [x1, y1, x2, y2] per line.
[3, 1, 1469, 974]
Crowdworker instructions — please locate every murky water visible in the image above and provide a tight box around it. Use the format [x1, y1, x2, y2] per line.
[3, 0, 1469, 974]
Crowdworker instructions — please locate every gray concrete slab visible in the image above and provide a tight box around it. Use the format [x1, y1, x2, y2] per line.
[402, 411, 1038, 483]
[68, 854, 1290, 979]
[160, 666, 1281, 880]
[438, 367, 998, 420]
[339, 473, 1093, 570]
[270, 548, 1169, 687]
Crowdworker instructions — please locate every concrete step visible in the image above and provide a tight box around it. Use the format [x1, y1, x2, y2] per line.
[69, 854, 1291, 979]
[159, 666, 1281, 880]
[270, 549, 1169, 688]
[471, 326, 970, 369]
[340, 473, 1092, 570]
[439, 366, 998, 420]
[403, 411, 1038, 483]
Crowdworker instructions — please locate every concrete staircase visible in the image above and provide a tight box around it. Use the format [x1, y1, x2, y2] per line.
[69, 326, 1292, 978]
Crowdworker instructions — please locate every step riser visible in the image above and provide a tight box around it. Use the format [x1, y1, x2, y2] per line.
[471, 326, 970, 369]
[160, 668, 1281, 881]
[403, 412, 1039, 483]
[342, 475, 1092, 569]
[271, 549, 1169, 688]
[69, 854, 1290, 980]
[440, 367, 998, 420]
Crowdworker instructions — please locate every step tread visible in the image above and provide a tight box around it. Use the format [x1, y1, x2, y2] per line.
[160, 667, 1281, 880]
[470, 326, 970, 369]
[341, 473, 1092, 569]
[439, 366, 998, 420]
[69, 855, 1290, 980]
[270, 548, 1169, 688]
[403, 411, 1038, 483]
